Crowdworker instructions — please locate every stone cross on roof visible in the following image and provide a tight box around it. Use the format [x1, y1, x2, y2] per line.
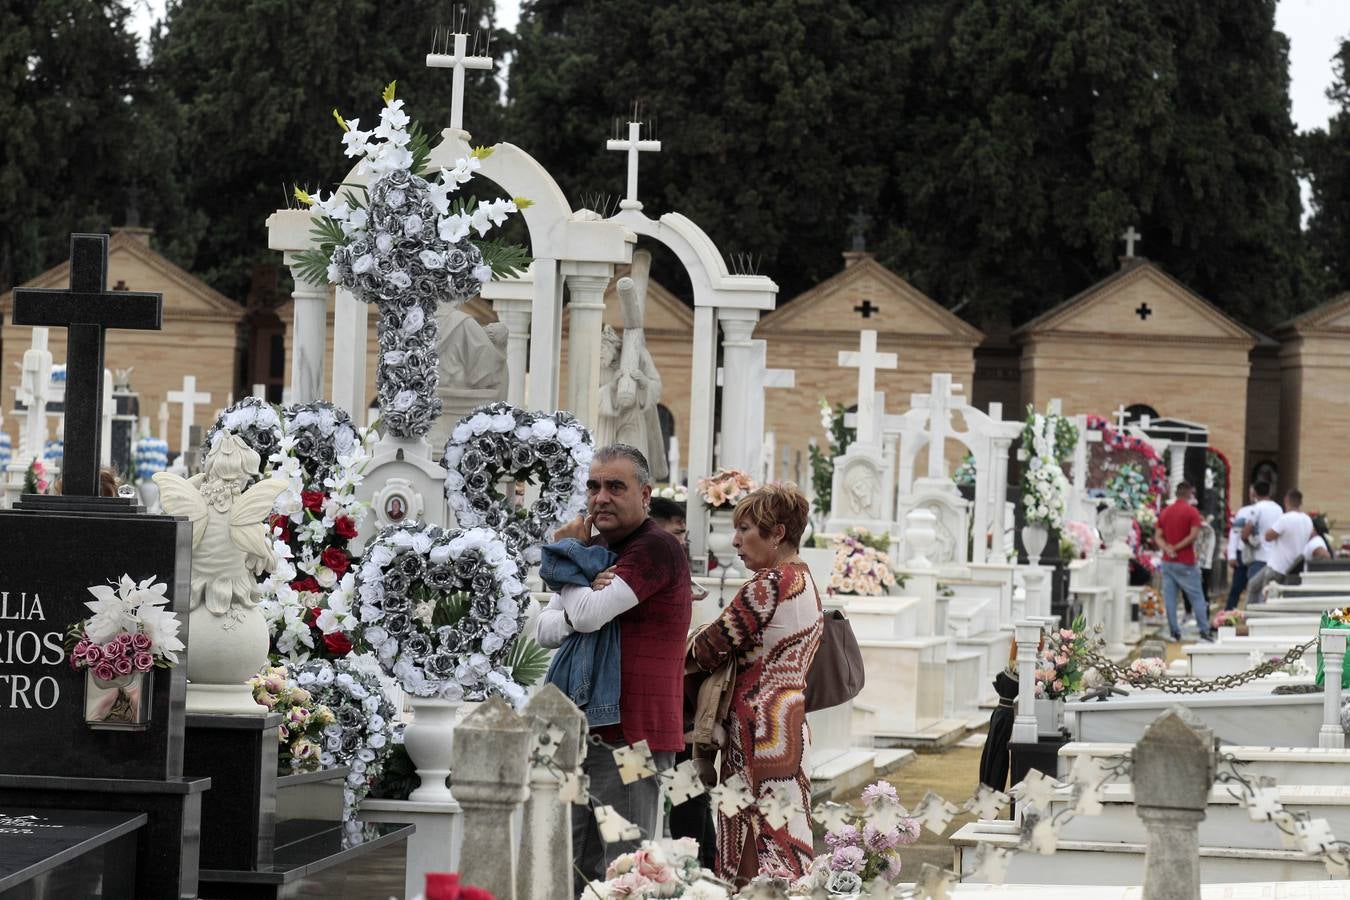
[1121, 226, 1142, 258]
[606, 120, 661, 211]
[12, 234, 161, 496]
[838, 330, 897, 447]
[426, 31, 494, 132]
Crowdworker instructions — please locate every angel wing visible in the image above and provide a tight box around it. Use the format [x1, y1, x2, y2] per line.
[152, 472, 209, 547]
[228, 477, 290, 562]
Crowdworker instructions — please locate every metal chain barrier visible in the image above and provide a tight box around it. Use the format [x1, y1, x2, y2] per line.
[1079, 637, 1317, 695]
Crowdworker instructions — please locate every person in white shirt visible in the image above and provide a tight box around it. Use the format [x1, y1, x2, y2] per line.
[1240, 480, 1283, 586]
[1224, 490, 1258, 610]
[1247, 488, 1313, 601]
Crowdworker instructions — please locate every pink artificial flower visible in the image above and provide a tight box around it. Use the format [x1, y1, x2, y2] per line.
[131, 632, 152, 651]
[861, 781, 899, 806]
[824, 824, 862, 850]
[896, 817, 921, 845]
[607, 872, 654, 896]
[830, 845, 866, 873]
[93, 661, 117, 682]
[632, 850, 674, 883]
[1052, 679, 1064, 693]
[864, 824, 901, 851]
[113, 656, 133, 676]
[133, 651, 154, 672]
[103, 641, 122, 660]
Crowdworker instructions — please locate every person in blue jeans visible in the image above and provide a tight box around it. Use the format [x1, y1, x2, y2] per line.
[1156, 482, 1214, 642]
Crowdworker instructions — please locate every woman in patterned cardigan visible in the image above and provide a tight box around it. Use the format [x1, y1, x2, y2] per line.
[690, 483, 823, 885]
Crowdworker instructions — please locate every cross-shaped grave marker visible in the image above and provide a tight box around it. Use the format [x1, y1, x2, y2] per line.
[838, 330, 897, 447]
[12, 234, 161, 496]
[167, 375, 211, 460]
[853, 298, 880, 319]
[426, 31, 494, 131]
[1122, 226, 1142, 258]
[1112, 403, 1130, 431]
[606, 120, 661, 210]
[913, 373, 966, 479]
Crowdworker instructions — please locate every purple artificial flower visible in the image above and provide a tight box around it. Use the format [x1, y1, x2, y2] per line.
[829, 845, 865, 873]
[861, 780, 899, 806]
[824, 824, 862, 851]
[864, 824, 900, 852]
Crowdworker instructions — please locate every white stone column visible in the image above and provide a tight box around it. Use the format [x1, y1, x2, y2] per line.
[562, 262, 612, 429]
[1011, 621, 1042, 743]
[990, 438, 1012, 560]
[519, 685, 587, 899]
[284, 255, 329, 405]
[527, 259, 564, 412]
[485, 272, 535, 408]
[1321, 628, 1347, 749]
[1101, 541, 1132, 658]
[716, 308, 759, 473]
[451, 698, 532, 900]
[686, 306, 718, 566]
[903, 509, 940, 636]
[331, 286, 368, 424]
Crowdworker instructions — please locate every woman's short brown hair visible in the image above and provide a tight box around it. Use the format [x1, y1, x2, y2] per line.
[732, 482, 811, 548]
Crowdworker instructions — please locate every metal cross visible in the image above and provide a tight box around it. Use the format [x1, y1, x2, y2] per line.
[606, 120, 661, 211]
[426, 31, 494, 132]
[12, 234, 161, 496]
[1122, 226, 1142, 258]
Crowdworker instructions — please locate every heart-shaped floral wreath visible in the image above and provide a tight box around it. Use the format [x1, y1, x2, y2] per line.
[351, 522, 530, 703]
[441, 402, 592, 561]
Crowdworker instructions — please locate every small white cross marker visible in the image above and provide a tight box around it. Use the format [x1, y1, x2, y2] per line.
[167, 375, 211, 456]
[1122, 226, 1142, 258]
[606, 121, 661, 210]
[426, 32, 494, 132]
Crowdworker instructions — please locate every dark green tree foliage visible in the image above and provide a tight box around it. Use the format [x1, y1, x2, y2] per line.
[0, 1, 153, 292]
[509, 0, 1314, 327]
[150, 0, 507, 299]
[1303, 40, 1350, 295]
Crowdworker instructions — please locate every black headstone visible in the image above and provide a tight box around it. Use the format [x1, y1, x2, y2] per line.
[12, 234, 161, 497]
[0, 807, 144, 898]
[0, 500, 191, 780]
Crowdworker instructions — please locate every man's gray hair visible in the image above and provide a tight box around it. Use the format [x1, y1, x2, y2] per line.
[593, 443, 652, 485]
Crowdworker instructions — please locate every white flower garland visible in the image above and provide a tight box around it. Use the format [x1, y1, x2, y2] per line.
[205, 397, 284, 467]
[291, 655, 399, 843]
[441, 402, 592, 562]
[352, 522, 530, 704]
[1019, 409, 1071, 531]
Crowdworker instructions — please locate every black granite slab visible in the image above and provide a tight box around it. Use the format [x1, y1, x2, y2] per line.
[0, 807, 144, 895]
[0, 783, 201, 900]
[184, 714, 283, 872]
[0, 507, 192, 781]
[198, 822, 412, 900]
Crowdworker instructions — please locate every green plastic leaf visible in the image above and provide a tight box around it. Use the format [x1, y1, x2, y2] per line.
[506, 636, 552, 687]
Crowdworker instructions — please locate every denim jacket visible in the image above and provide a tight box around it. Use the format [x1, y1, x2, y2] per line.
[541, 539, 622, 728]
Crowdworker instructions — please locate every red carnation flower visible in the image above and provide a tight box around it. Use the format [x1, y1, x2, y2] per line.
[322, 631, 353, 656]
[301, 490, 325, 514]
[425, 873, 493, 900]
[320, 547, 351, 577]
[333, 516, 359, 540]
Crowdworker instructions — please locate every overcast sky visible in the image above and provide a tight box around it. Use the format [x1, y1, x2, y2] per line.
[125, 0, 1349, 135]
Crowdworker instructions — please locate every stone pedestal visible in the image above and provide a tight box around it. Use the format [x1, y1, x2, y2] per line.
[1132, 707, 1216, 900]
[451, 698, 532, 900]
[519, 685, 587, 899]
[351, 434, 448, 554]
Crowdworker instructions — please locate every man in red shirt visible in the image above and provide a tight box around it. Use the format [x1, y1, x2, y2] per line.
[536, 444, 692, 891]
[1156, 481, 1214, 642]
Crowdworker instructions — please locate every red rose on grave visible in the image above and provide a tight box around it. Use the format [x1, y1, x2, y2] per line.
[322, 631, 353, 656]
[291, 576, 321, 595]
[301, 490, 325, 514]
[268, 513, 292, 544]
[304, 606, 321, 627]
[320, 547, 350, 577]
[333, 516, 359, 540]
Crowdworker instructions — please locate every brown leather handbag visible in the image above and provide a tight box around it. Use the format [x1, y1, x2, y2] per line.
[804, 609, 865, 712]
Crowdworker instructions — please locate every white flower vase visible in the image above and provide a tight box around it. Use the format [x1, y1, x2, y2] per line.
[707, 509, 743, 579]
[404, 697, 461, 803]
[1022, 522, 1050, 566]
[1035, 697, 1065, 738]
[904, 508, 939, 568]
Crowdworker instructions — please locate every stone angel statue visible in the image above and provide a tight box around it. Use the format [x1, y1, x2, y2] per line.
[153, 433, 289, 616]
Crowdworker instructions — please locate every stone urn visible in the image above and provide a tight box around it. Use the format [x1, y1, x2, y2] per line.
[403, 696, 463, 803]
[904, 507, 939, 568]
[186, 606, 271, 714]
[1022, 522, 1050, 566]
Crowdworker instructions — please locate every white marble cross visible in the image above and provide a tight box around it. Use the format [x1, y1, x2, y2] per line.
[606, 120, 661, 211]
[167, 375, 211, 456]
[843, 390, 887, 442]
[913, 373, 965, 479]
[99, 370, 114, 468]
[426, 32, 494, 131]
[1121, 226, 1142, 258]
[1112, 403, 1129, 431]
[838, 330, 897, 447]
[18, 328, 53, 463]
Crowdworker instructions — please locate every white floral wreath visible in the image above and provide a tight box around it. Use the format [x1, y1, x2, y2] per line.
[352, 522, 530, 704]
[441, 402, 592, 561]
